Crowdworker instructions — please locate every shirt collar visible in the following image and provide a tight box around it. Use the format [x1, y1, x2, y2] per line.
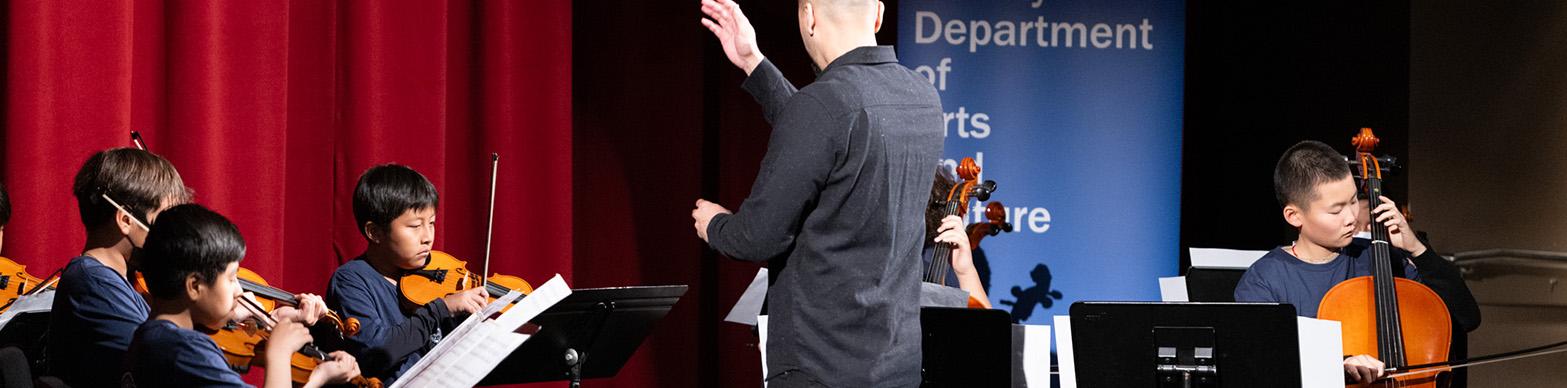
[823, 46, 899, 73]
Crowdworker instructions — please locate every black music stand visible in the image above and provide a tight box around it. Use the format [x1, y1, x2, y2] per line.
[921, 307, 1012, 387]
[478, 285, 687, 387]
[1184, 268, 1245, 302]
[1070, 302, 1301, 388]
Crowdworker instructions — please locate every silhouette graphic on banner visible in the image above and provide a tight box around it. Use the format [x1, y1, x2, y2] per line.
[999, 263, 1064, 323]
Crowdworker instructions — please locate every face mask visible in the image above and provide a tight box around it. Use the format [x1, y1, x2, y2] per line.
[101, 193, 153, 270]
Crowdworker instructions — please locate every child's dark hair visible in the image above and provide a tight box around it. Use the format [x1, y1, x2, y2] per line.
[0, 181, 10, 227]
[1274, 140, 1352, 209]
[71, 148, 191, 230]
[138, 204, 246, 300]
[926, 166, 957, 243]
[353, 164, 439, 238]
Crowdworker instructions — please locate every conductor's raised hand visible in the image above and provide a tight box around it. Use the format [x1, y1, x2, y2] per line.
[700, 0, 764, 75]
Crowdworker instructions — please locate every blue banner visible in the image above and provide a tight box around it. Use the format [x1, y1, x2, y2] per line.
[898, 0, 1185, 324]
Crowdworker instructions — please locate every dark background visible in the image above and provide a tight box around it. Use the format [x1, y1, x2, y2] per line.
[573, 1, 1410, 386]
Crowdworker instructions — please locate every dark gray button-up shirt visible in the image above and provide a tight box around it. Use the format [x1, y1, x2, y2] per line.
[707, 46, 944, 388]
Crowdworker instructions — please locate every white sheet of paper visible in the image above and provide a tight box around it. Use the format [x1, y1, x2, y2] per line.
[725, 268, 769, 325]
[391, 274, 572, 388]
[1022, 324, 1052, 388]
[1158, 276, 1189, 302]
[757, 315, 769, 387]
[1297, 316, 1344, 388]
[1053, 315, 1077, 388]
[1188, 247, 1269, 269]
[0, 289, 54, 332]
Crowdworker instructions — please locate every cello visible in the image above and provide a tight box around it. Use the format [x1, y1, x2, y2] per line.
[966, 201, 1013, 249]
[1317, 128, 1452, 387]
[925, 157, 996, 309]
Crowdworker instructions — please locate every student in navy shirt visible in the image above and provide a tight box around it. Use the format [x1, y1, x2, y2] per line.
[123, 204, 360, 388]
[326, 164, 487, 382]
[1232, 141, 1435, 384]
[48, 148, 192, 387]
[1234, 241, 1420, 318]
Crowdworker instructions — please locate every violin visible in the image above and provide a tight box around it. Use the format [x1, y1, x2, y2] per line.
[0, 257, 52, 312]
[925, 158, 995, 309]
[398, 250, 532, 310]
[1317, 128, 1452, 387]
[966, 201, 1013, 249]
[233, 296, 382, 387]
[212, 268, 362, 372]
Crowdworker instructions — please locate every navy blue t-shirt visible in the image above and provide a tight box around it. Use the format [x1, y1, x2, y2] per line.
[1234, 240, 1420, 318]
[47, 256, 150, 388]
[326, 257, 452, 382]
[121, 319, 249, 387]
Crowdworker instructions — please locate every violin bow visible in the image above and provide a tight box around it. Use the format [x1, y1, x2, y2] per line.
[482, 153, 499, 289]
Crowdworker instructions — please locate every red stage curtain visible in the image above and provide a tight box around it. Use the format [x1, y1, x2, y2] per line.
[3, 0, 570, 384]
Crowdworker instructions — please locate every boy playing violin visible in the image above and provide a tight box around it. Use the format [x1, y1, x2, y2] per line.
[48, 148, 194, 387]
[123, 203, 360, 387]
[325, 164, 487, 382]
[49, 148, 331, 387]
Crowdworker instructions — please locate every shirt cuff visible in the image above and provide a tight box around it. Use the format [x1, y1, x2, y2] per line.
[706, 213, 731, 250]
[425, 297, 453, 319]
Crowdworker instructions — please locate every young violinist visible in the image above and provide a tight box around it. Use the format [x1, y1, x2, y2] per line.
[47, 148, 194, 387]
[124, 203, 361, 387]
[49, 148, 332, 387]
[1233, 140, 1444, 383]
[325, 164, 487, 382]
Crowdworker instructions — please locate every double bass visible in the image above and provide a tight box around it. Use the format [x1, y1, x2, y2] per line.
[1317, 128, 1452, 387]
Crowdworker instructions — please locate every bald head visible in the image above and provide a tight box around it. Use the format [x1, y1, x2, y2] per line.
[798, 0, 884, 70]
[802, 0, 879, 29]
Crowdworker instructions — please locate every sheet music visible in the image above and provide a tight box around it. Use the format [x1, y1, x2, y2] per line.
[1052, 315, 1077, 388]
[0, 289, 55, 331]
[1021, 324, 1052, 388]
[1158, 276, 1189, 302]
[1188, 247, 1269, 269]
[1297, 316, 1344, 388]
[391, 274, 572, 388]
